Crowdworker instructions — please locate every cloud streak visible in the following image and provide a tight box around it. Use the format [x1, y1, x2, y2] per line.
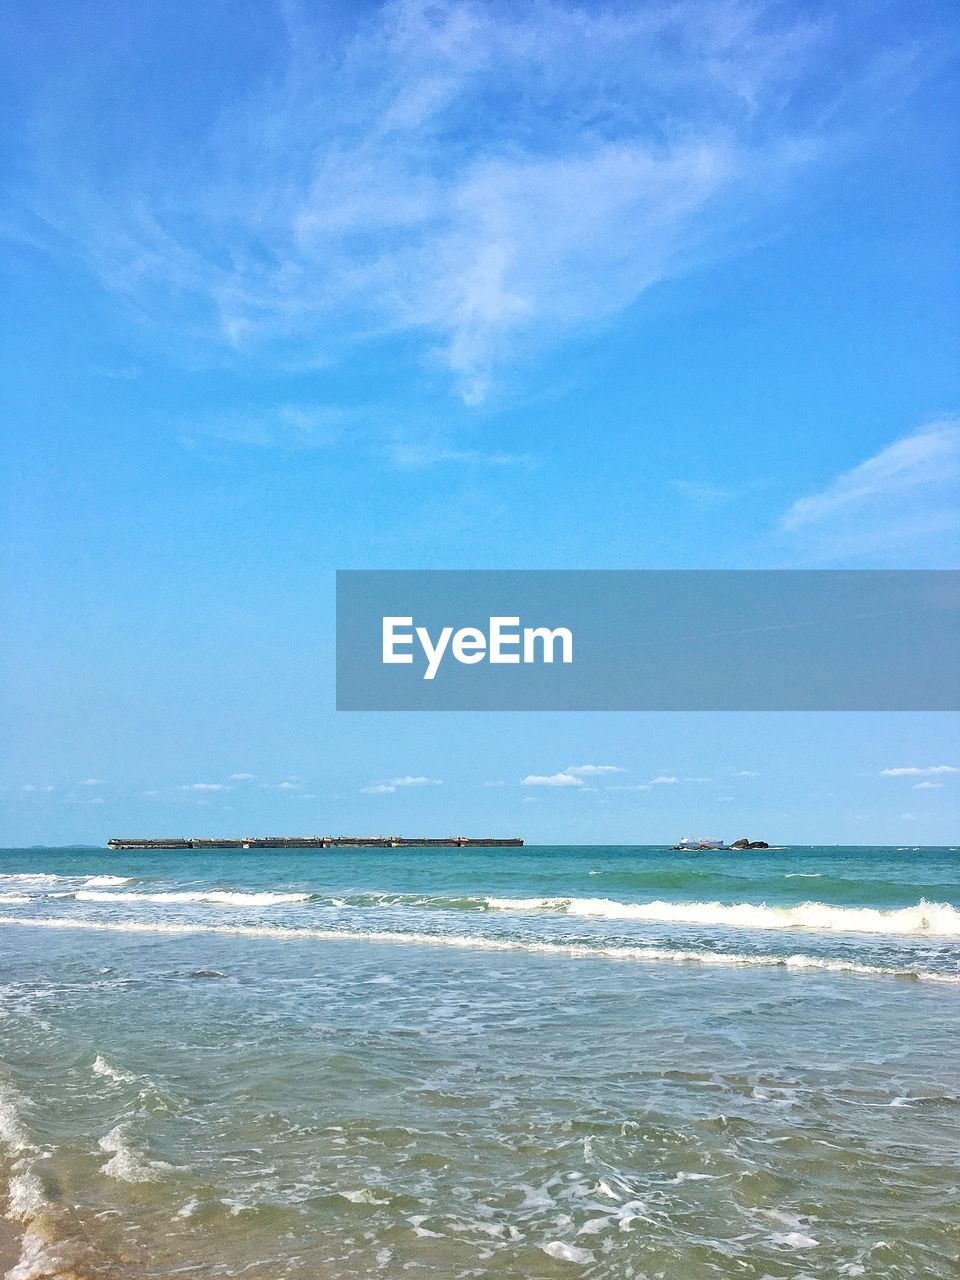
[521, 772, 583, 788]
[565, 764, 624, 776]
[779, 420, 960, 561]
[361, 775, 443, 794]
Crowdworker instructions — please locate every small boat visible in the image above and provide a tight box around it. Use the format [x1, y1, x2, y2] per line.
[671, 836, 725, 851]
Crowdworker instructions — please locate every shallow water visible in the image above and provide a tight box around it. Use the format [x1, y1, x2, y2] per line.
[1, 845, 959, 1277]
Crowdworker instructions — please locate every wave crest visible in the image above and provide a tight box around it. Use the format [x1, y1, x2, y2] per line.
[92, 1054, 135, 1085]
[98, 1124, 174, 1183]
[0, 913, 956, 982]
[484, 896, 960, 936]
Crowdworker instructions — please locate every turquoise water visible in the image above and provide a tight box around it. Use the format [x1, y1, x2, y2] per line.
[1, 844, 959, 1277]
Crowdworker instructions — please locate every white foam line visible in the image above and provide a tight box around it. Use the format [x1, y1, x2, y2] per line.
[484, 896, 960, 937]
[0, 1081, 33, 1156]
[0, 915, 957, 983]
[74, 890, 310, 905]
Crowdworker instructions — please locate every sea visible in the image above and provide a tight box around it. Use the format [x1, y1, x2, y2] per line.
[1, 843, 958, 1279]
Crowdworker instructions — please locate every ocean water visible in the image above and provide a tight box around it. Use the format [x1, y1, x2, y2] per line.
[1, 844, 959, 1279]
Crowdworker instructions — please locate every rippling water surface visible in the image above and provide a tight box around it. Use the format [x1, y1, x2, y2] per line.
[1, 844, 959, 1278]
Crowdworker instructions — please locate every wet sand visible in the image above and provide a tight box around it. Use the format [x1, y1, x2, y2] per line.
[0, 1218, 22, 1274]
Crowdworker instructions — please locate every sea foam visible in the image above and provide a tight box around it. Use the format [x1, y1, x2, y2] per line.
[0, 874, 61, 883]
[98, 1123, 173, 1182]
[6, 1172, 47, 1222]
[92, 1054, 135, 1084]
[1, 1165, 78, 1280]
[1, 914, 957, 982]
[74, 889, 310, 906]
[542, 1241, 595, 1265]
[0, 1080, 32, 1156]
[484, 895, 960, 936]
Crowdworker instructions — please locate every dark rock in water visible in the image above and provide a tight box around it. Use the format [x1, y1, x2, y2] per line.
[729, 838, 769, 850]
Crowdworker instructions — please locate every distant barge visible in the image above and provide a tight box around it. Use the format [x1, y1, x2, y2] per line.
[107, 835, 524, 850]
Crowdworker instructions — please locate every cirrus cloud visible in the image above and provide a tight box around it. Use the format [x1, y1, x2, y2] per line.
[14, 0, 884, 405]
[779, 420, 960, 560]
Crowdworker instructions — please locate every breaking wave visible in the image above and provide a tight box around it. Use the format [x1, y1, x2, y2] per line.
[0, 1080, 33, 1156]
[2, 1171, 75, 1280]
[0, 914, 957, 983]
[484, 896, 960, 936]
[98, 1123, 175, 1183]
[92, 1054, 135, 1085]
[6, 1171, 47, 1222]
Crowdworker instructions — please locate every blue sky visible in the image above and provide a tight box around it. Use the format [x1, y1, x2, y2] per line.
[1, 0, 958, 845]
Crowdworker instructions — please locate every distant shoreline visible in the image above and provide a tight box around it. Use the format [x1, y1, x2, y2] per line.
[2, 843, 954, 854]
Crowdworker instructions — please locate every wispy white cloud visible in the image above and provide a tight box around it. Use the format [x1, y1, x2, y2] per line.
[913, 781, 944, 790]
[650, 775, 678, 785]
[521, 772, 583, 787]
[78, 778, 105, 787]
[779, 420, 960, 560]
[180, 782, 232, 792]
[16, 0, 863, 403]
[881, 765, 956, 777]
[565, 764, 624, 776]
[361, 775, 443, 794]
[735, 770, 761, 777]
[21, 784, 55, 793]
[384, 441, 536, 469]
[229, 773, 256, 781]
